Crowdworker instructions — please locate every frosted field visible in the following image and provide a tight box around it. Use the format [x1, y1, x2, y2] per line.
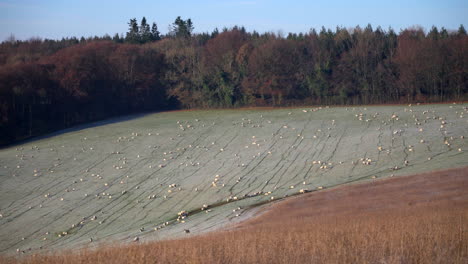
[1, 104, 467, 255]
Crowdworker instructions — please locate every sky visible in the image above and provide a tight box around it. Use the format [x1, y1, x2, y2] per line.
[1, 0, 467, 41]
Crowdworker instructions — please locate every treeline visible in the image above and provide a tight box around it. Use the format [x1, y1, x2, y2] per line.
[0, 17, 467, 145]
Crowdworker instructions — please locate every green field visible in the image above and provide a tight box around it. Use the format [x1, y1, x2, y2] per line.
[1, 104, 467, 254]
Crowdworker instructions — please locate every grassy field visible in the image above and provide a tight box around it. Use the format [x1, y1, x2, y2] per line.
[0, 104, 467, 256]
[2, 167, 466, 264]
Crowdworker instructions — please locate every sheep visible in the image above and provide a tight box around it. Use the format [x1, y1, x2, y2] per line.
[178, 211, 188, 217]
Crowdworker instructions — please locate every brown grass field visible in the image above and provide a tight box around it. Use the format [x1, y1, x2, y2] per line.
[2, 167, 467, 264]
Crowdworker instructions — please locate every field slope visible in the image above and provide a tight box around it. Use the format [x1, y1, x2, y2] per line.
[2, 167, 467, 264]
[0, 104, 467, 255]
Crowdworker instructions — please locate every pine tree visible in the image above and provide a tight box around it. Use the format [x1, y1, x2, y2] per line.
[172, 16, 185, 37]
[458, 24, 466, 36]
[140, 17, 152, 43]
[151, 22, 161, 41]
[171, 16, 194, 38]
[428, 26, 439, 40]
[126, 18, 140, 43]
[113, 33, 123, 43]
[211, 27, 219, 38]
[240, 26, 246, 34]
[440, 27, 449, 39]
[187, 19, 194, 36]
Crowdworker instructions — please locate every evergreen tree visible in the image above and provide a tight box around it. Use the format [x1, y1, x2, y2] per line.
[151, 23, 161, 41]
[309, 28, 318, 36]
[113, 33, 123, 43]
[211, 27, 219, 38]
[126, 18, 140, 43]
[187, 19, 194, 35]
[365, 23, 373, 33]
[458, 24, 466, 36]
[428, 26, 439, 40]
[440, 27, 449, 39]
[140, 17, 152, 43]
[70, 37, 79, 44]
[287, 32, 296, 40]
[171, 16, 194, 38]
[172, 16, 185, 37]
[298, 32, 304, 40]
[240, 26, 246, 34]
[252, 30, 260, 39]
[387, 27, 398, 56]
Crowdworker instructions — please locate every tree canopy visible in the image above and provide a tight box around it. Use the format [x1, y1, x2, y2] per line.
[171, 16, 194, 38]
[125, 17, 161, 44]
[0, 19, 467, 145]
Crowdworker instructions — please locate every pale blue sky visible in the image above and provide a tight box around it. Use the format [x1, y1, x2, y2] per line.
[1, 0, 467, 40]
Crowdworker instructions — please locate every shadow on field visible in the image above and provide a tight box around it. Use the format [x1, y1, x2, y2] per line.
[1, 113, 151, 149]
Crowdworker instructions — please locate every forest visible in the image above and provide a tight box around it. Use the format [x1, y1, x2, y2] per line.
[0, 16, 467, 145]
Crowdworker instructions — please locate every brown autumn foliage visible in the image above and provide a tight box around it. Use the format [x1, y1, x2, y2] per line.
[0, 24, 467, 145]
[246, 38, 303, 104]
[2, 167, 467, 264]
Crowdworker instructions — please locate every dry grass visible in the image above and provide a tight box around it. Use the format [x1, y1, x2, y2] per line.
[2, 167, 467, 264]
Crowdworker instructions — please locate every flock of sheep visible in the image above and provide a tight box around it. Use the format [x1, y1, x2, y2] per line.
[0, 104, 466, 255]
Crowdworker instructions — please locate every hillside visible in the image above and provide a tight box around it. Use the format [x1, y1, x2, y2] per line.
[2, 167, 467, 263]
[0, 104, 467, 255]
